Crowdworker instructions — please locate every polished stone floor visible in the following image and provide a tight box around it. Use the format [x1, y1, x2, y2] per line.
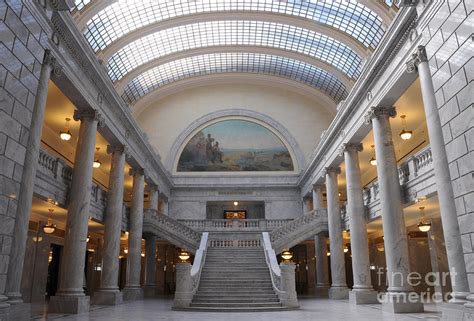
[32, 297, 442, 320]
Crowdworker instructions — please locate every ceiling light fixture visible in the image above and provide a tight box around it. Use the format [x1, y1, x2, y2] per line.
[417, 206, 431, 232]
[369, 145, 377, 166]
[93, 147, 102, 168]
[43, 209, 57, 234]
[399, 115, 413, 141]
[59, 117, 72, 141]
[233, 201, 239, 206]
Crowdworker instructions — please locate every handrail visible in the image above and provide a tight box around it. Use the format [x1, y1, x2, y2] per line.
[191, 232, 209, 294]
[262, 232, 285, 296]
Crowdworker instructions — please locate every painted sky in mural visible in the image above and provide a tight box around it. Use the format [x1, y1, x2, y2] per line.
[177, 119, 294, 172]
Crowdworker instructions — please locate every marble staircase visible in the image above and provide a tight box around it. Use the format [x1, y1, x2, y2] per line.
[188, 246, 286, 311]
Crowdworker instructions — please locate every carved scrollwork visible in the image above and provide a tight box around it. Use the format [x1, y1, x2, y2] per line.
[364, 106, 397, 124]
[406, 45, 428, 73]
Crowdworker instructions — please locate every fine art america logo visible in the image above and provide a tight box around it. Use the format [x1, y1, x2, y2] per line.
[374, 267, 459, 303]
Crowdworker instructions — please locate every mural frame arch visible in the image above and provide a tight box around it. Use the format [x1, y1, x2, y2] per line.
[168, 109, 305, 175]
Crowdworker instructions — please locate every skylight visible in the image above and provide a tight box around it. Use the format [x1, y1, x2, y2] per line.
[107, 20, 363, 83]
[121, 53, 348, 105]
[81, 0, 384, 52]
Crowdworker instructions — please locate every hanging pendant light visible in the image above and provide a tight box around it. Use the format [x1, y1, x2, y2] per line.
[59, 117, 72, 141]
[417, 206, 431, 232]
[43, 209, 57, 234]
[93, 147, 102, 168]
[369, 145, 377, 166]
[399, 115, 413, 140]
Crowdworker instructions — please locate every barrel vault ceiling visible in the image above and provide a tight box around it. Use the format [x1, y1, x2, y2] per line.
[71, 0, 400, 113]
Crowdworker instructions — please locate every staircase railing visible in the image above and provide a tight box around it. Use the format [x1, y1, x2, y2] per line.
[262, 232, 299, 308]
[191, 232, 209, 294]
[269, 209, 328, 254]
[143, 209, 202, 253]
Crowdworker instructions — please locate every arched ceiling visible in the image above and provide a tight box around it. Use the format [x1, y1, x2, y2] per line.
[71, 0, 398, 110]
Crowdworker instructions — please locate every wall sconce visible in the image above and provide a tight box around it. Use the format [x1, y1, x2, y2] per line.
[59, 117, 72, 141]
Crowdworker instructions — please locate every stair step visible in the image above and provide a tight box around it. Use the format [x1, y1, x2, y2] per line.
[190, 302, 283, 308]
[174, 306, 290, 312]
[192, 298, 280, 304]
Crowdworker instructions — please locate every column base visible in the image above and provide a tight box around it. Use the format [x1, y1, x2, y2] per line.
[349, 289, 380, 305]
[92, 290, 123, 305]
[122, 287, 144, 301]
[143, 286, 157, 298]
[6, 302, 30, 321]
[49, 295, 90, 314]
[380, 292, 424, 313]
[173, 291, 193, 309]
[315, 285, 330, 298]
[328, 286, 349, 299]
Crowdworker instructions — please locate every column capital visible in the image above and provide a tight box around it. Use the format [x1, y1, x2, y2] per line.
[73, 109, 105, 127]
[324, 166, 341, 176]
[406, 45, 428, 73]
[312, 183, 325, 190]
[146, 183, 159, 192]
[129, 167, 145, 177]
[364, 106, 397, 124]
[106, 143, 127, 155]
[339, 143, 363, 156]
[43, 49, 62, 77]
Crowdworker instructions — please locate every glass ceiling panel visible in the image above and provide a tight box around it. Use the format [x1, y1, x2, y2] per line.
[121, 52, 348, 105]
[73, 0, 92, 12]
[107, 20, 362, 82]
[83, 0, 384, 51]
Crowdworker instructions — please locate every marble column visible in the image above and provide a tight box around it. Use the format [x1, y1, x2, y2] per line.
[306, 243, 316, 295]
[312, 184, 324, 210]
[143, 235, 157, 297]
[123, 168, 145, 301]
[407, 45, 470, 305]
[342, 143, 378, 304]
[5, 50, 59, 310]
[325, 167, 349, 299]
[303, 197, 313, 214]
[93, 144, 127, 305]
[365, 106, 423, 313]
[49, 109, 104, 314]
[148, 184, 159, 211]
[314, 233, 330, 297]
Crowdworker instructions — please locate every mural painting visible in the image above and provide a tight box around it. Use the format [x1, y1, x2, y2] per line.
[177, 119, 294, 172]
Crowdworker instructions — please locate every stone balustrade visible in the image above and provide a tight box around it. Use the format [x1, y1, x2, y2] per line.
[36, 147, 129, 227]
[358, 144, 434, 223]
[177, 219, 293, 232]
[270, 209, 328, 254]
[142, 209, 202, 253]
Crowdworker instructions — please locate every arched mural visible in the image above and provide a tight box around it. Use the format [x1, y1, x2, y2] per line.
[177, 119, 294, 172]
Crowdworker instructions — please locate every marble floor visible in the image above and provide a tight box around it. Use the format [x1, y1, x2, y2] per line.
[31, 297, 443, 321]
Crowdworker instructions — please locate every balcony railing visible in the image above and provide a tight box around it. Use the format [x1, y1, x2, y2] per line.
[177, 219, 293, 232]
[341, 145, 434, 227]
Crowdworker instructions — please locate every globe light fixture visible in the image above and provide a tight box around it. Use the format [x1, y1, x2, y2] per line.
[399, 115, 413, 141]
[59, 117, 72, 141]
[369, 145, 377, 166]
[233, 201, 239, 206]
[178, 250, 190, 262]
[281, 249, 293, 262]
[417, 206, 431, 232]
[43, 209, 57, 234]
[93, 147, 102, 168]
[43, 218, 56, 234]
[343, 246, 349, 253]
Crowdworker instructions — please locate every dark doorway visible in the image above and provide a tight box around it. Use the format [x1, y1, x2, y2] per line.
[45, 244, 61, 297]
